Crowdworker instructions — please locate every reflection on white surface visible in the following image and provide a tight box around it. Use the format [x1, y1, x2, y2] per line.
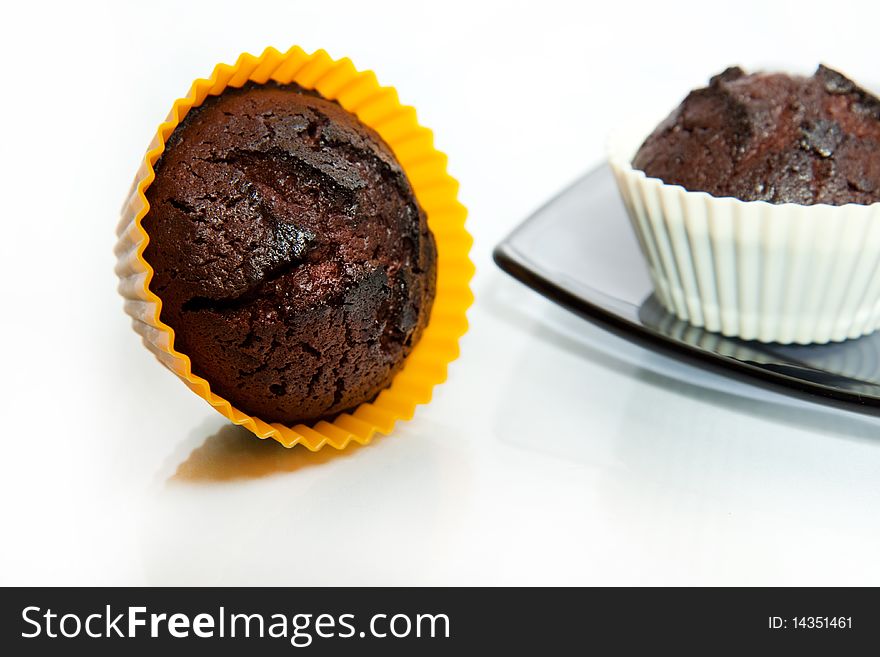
[496, 285, 880, 584]
[127, 275, 880, 586]
[170, 424, 372, 483]
[142, 419, 472, 586]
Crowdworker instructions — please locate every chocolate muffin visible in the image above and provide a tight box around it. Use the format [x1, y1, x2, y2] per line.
[142, 82, 436, 425]
[632, 65, 880, 205]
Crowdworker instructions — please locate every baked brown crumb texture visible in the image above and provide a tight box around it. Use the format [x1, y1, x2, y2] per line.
[143, 82, 437, 425]
[632, 65, 880, 205]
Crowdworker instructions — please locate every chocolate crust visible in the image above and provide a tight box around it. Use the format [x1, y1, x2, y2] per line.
[632, 65, 880, 205]
[142, 82, 436, 424]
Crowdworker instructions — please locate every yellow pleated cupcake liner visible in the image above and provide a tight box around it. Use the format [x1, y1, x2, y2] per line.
[114, 47, 473, 451]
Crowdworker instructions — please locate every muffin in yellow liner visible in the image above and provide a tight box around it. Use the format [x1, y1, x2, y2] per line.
[114, 47, 473, 451]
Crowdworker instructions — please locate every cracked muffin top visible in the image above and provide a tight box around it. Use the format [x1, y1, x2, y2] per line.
[142, 82, 436, 425]
[632, 65, 880, 205]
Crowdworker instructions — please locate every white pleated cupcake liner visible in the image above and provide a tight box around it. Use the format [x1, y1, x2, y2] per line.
[609, 125, 880, 345]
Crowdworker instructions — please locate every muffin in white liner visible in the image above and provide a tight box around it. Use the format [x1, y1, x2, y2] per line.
[609, 124, 880, 345]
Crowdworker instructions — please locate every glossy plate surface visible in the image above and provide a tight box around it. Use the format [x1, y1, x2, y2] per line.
[493, 164, 880, 416]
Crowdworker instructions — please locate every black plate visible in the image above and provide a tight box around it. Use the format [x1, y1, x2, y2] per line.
[493, 164, 880, 417]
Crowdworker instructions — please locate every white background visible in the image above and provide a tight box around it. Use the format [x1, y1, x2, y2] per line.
[2, 0, 880, 585]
